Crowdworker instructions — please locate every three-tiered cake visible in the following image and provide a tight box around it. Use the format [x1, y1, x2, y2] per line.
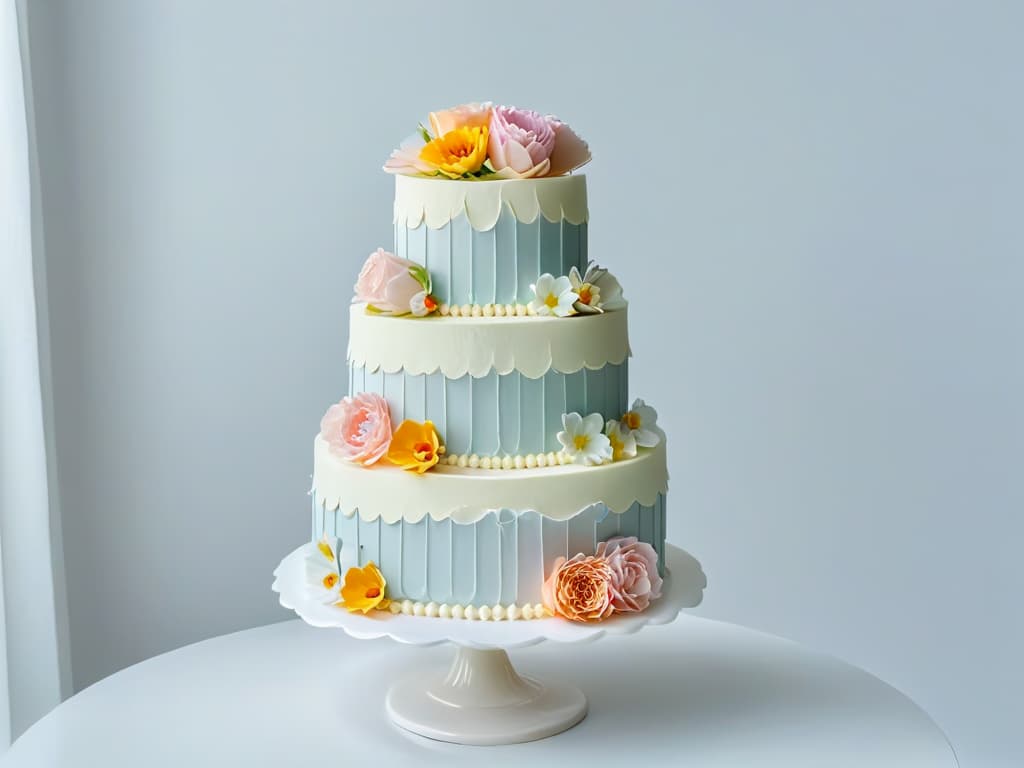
[303, 103, 668, 623]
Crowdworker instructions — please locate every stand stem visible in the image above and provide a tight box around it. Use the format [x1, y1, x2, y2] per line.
[430, 647, 543, 708]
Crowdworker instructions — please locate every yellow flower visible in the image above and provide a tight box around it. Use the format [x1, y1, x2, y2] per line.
[387, 419, 445, 474]
[418, 126, 489, 178]
[339, 561, 390, 614]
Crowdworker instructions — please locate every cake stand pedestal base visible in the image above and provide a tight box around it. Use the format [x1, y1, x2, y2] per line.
[385, 646, 587, 745]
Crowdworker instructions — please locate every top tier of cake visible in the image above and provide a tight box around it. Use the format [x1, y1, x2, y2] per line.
[393, 175, 588, 308]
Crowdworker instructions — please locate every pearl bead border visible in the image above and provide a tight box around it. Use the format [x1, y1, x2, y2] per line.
[386, 600, 552, 621]
[437, 302, 538, 318]
[442, 451, 574, 470]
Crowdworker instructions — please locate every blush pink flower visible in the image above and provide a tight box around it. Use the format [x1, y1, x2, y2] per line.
[353, 248, 432, 316]
[596, 537, 663, 612]
[546, 116, 592, 176]
[541, 554, 615, 622]
[487, 106, 556, 179]
[320, 392, 393, 466]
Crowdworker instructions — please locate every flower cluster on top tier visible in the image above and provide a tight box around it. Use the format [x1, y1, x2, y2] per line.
[557, 399, 661, 466]
[542, 536, 663, 622]
[384, 102, 591, 180]
[530, 263, 627, 317]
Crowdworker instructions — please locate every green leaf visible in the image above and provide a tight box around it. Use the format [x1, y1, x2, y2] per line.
[408, 264, 432, 293]
[365, 304, 386, 315]
[417, 123, 432, 143]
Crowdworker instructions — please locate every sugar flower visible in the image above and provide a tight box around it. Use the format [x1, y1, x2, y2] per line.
[321, 392, 392, 466]
[418, 125, 490, 179]
[546, 116, 592, 176]
[387, 419, 445, 474]
[429, 102, 492, 137]
[487, 106, 556, 179]
[605, 419, 638, 462]
[622, 398, 660, 448]
[568, 262, 627, 314]
[529, 273, 578, 317]
[339, 561, 390, 614]
[542, 554, 615, 622]
[303, 534, 343, 605]
[354, 248, 436, 316]
[596, 536, 663, 613]
[558, 412, 613, 466]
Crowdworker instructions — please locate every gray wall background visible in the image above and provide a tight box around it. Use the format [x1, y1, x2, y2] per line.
[23, 1, 1023, 765]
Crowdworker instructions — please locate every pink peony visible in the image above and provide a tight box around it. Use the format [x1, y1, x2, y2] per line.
[353, 248, 425, 315]
[487, 106, 556, 179]
[542, 554, 615, 622]
[320, 392, 393, 466]
[596, 537, 663, 612]
[428, 102, 492, 137]
[546, 116, 592, 176]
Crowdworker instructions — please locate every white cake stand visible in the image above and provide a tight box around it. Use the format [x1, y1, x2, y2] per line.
[272, 543, 705, 745]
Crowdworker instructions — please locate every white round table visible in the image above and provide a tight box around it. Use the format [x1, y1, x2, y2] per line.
[1, 617, 956, 768]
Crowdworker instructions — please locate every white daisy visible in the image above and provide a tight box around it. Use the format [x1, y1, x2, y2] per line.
[605, 419, 638, 461]
[529, 273, 578, 317]
[622, 398, 660, 447]
[303, 533, 343, 604]
[557, 412, 613, 466]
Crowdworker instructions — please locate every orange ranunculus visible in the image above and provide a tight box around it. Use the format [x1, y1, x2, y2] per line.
[418, 126, 489, 178]
[386, 420, 445, 474]
[541, 554, 615, 622]
[339, 561, 390, 614]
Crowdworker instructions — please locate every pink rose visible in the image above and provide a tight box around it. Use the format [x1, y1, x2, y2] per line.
[320, 392, 393, 466]
[596, 537, 663, 612]
[428, 102, 492, 137]
[546, 116, 592, 176]
[353, 248, 427, 315]
[542, 554, 615, 622]
[487, 106, 556, 179]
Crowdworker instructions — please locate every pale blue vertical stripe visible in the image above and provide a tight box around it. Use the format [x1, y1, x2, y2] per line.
[358, 516, 379, 566]
[515, 219, 539, 302]
[539, 218, 561, 277]
[498, 512, 518, 605]
[471, 373, 499, 455]
[472, 226, 496, 305]
[520, 375, 544, 454]
[451, 524, 477, 605]
[561, 220, 580, 277]
[426, 519, 453, 604]
[567, 505, 598, 559]
[379, 518, 403, 589]
[541, 517, 568, 581]
[404, 374, 426, 422]
[445, 375, 472, 455]
[543, 370, 566, 453]
[498, 373, 521, 455]
[400, 519, 428, 601]
[475, 517, 501, 605]
[450, 215, 472, 304]
[494, 212, 517, 304]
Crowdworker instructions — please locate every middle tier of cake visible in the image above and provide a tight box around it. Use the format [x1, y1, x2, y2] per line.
[346, 304, 631, 457]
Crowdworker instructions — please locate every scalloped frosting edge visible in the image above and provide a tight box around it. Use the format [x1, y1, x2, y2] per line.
[312, 431, 668, 524]
[348, 303, 631, 380]
[394, 174, 588, 231]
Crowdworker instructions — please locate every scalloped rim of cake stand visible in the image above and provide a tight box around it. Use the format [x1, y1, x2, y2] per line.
[272, 543, 705, 650]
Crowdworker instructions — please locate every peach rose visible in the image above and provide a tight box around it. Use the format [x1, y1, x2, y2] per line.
[428, 102, 492, 137]
[320, 392, 392, 466]
[541, 554, 615, 622]
[353, 248, 427, 315]
[596, 537, 663, 613]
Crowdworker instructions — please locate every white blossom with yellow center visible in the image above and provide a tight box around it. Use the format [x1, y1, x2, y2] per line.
[622, 398, 660, 448]
[529, 273, 578, 317]
[303, 533, 343, 604]
[557, 412, 613, 466]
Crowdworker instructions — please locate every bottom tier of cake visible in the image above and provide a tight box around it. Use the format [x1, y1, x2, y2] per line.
[312, 495, 667, 608]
